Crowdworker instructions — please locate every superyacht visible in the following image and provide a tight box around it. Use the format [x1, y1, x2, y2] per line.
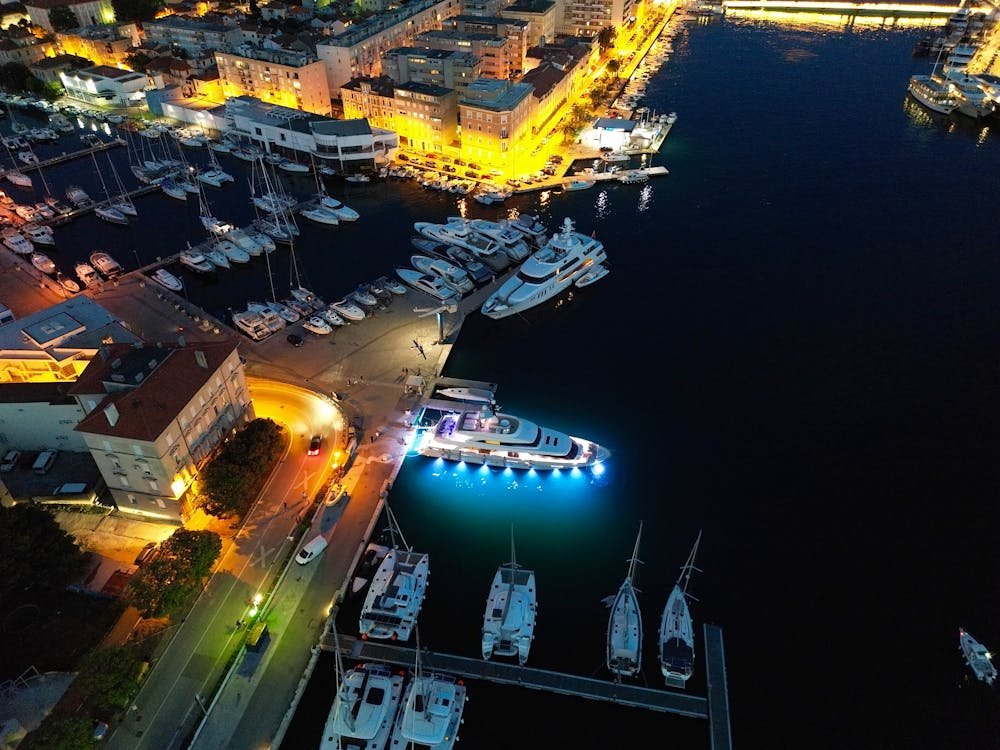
[480, 217, 607, 320]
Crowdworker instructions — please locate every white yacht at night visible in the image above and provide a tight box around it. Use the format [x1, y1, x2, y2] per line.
[480, 217, 607, 320]
[320, 662, 404, 750]
[416, 395, 610, 470]
[959, 628, 997, 685]
[482, 528, 537, 665]
[659, 531, 701, 688]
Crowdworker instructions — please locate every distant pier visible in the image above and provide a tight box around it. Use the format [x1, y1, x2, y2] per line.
[723, 0, 958, 16]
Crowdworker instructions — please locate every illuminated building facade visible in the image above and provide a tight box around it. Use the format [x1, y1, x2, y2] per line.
[58, 64, 146, 105]
[558, 0, 637, 36]
[0, 38, 51, 66]
[143, 15, 241, 58]
[342, 76, 458, 153]
[216, 47, 332, 116]
[381, 47, 480, 97]
[315, 0, 461, 92]
[416, 29, 518, 80]
[521, 60, 570, 134]
[443, 15, 529, 75]
[30, 53, 93, 84]
[56, 24, 134, 67]
[502, 0, 557, 47]
[73, 341, 253, 523]
[459, 77, 533, 174]
[24, 0, 115, 32]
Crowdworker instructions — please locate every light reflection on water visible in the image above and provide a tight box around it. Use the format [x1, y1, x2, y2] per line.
[637, 183, 653, 213]
[594, 189, 610, 220]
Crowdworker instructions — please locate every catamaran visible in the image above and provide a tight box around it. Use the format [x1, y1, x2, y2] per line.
[482, 526, 537, 666]
[659, 530, 702, 688]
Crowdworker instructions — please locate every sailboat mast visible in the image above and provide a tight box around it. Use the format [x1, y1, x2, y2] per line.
[627, 521, 643, 583]
[678, 529, 702, 595]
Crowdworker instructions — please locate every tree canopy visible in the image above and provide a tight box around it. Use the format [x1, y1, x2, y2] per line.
[126, 529, 221, 618]
[48, 6, 78, 31]
[0, 505, 86, 601]
[200, 418, 285, 518]
[111, 0, 164, 22]
[19, 713, 95, 750]
[597, 26, 616, 52]
[75, 646, 144, 714]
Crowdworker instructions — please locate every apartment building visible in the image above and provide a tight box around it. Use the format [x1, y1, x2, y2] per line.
[459, 76, 533, 174]
[216, 46, 332, 116]
[0, 37, 50, 66]
[381, 47, 480, 97]
[443, 15, 528, 74]
[23, 0, 114, 32]
[143, 14, 241, 58]
[342, 76, 458, 153]
[56, 24, 134, 67]
[502, 0, 557, 47]
[30, 53, 92, 84]
[415, 30, 516, 80]
[72, 341, 252, 523]
[521, 60, 569, 134]
[315, 0, 461, 91]
[558, 0, 637, 37]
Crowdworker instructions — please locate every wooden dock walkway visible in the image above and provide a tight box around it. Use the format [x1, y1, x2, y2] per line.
[704, 624, 734, 750]
[0, 138, 126, 178]
[35, 183, 163, 226]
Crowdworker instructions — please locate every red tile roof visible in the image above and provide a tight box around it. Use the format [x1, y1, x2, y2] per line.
[73, 341, 239, 442]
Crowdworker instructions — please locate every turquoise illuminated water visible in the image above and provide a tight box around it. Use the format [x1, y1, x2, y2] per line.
[6, 11, 998, 748]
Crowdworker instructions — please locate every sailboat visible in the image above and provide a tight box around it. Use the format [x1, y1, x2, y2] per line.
[389, 628, 466, 750]
[1, 118, 32, 188]
[91, 153, 129, 225]
[105, 150, 137, 217]
[482, 525, 537, 666]
[197, 146, 234, 188]
[320, 628, 404, 750]
[607, 521, 643, 679]
[659, 530, 702, 688]
[197, 180, 232, 237]
[358, 504, 430, 642]
[311, 154, 360, 221]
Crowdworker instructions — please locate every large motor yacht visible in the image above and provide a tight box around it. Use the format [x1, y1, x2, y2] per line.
[359, 546, 430, 642]
[659, 531, 702, 688]
[320, 662, 404, 750]
[482, 529, 537, 666]
[414, 219, 510, 270]
[480, 217, 607, 320]
[458, 218, 530, 261]
[960, 628, 997, 685]
[416, 395, 610, 471]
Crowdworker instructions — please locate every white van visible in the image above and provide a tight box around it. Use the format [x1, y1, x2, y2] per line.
[295, 535, 328, 565]
[32, 450, 57, 475]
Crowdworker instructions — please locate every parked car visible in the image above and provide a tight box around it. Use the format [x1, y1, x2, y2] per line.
[308, 435, 321, 455]
[0, 450, 20, 472]
[134, 542, 158, 566]
[295, 535, 328, 564]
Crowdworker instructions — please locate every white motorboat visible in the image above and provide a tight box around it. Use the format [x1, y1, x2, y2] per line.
[437, 387, 495, 403]
[179, 250, 214, 273]
[208, 140, 232, 154]
[482, 528, 537, 666]
[232, 309, 272, 341]
[318, 194, 359, 221]
[462, 218, 530, 261]
[442, 246, 492, 285]
[75, 262, 99, 286]
[350, 285, 378, 307]
[89, 251, 122, 278]
[359, 533, 429, 642]
[320, 307, 345, 327]
[265, 300, 299, 323]
[285, 297, 314, 318]
[330, 297, 366, 322]
[320, 662, 403, 750]
[417, 399, 610, 470]
[481, 218, 607, 320]
[303, 315, 333, 335]
[218, 239, 250, 264]
[2, 230, 32, 255]
[151, 268, 183, 292]
[247, 231, 275, 254]
[227, 228, 264, 257]
[394, 267, 460, 303]
[55, 272, 79, 294]
[375, 274, 406, 295]
[21, 224, 54, 246]
[17, 150, 38, 166]
[299, 205, 340, 225]
[600, 151, 629, 162]
[278, 158, 310, 174]
[197, 168, 234, 188]
[508, 213, 548, 243]
[5, 170, 32, 188]
[389, 670, 465, 750]
[30, 252, 55, 274]
[563, 178, 596, 191]
[960, 629, 997, 685]
[290, 286, 323, 309]
[659, 531, 702, 687]
[65, 184, 90, 207]
[346, 173, 370, 183]
[410, 254, 474, 295]
[607, 523, 643, 679]
[575, 263, 610, 288]
[245, 302, 286, 332]
[940, 65, 995, 119]
[351, 542, 391, 595]
[229, 145, 262, 162]
[415, 220, 508, 269]
[618, 170, 649, 184]
[95, 205, 129, 226]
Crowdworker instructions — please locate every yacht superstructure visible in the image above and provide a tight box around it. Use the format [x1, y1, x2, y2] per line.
[359, 527, 430, 643]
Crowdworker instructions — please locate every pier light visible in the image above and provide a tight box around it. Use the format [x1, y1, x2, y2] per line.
[170, 478, 186, 497]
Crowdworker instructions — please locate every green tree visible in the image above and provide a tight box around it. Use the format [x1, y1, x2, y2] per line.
[161, 529, 222, 580]
[125, 51, 152, 71]
[48, 5, 78, 31]
[111, 0, 163, 22]
[125, 529, 221, 617]
[0, 62, 31, 92]
[597, 26, 616, 53]
[19, 713, 95, 750]
[75, 646, 144, 713]
[201, 418, 284, 518]
[607, 59, 621, 79]
[0, 505, 86, 600]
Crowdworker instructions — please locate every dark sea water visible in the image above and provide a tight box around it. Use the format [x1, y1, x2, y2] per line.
[7, 12, 999, 749]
